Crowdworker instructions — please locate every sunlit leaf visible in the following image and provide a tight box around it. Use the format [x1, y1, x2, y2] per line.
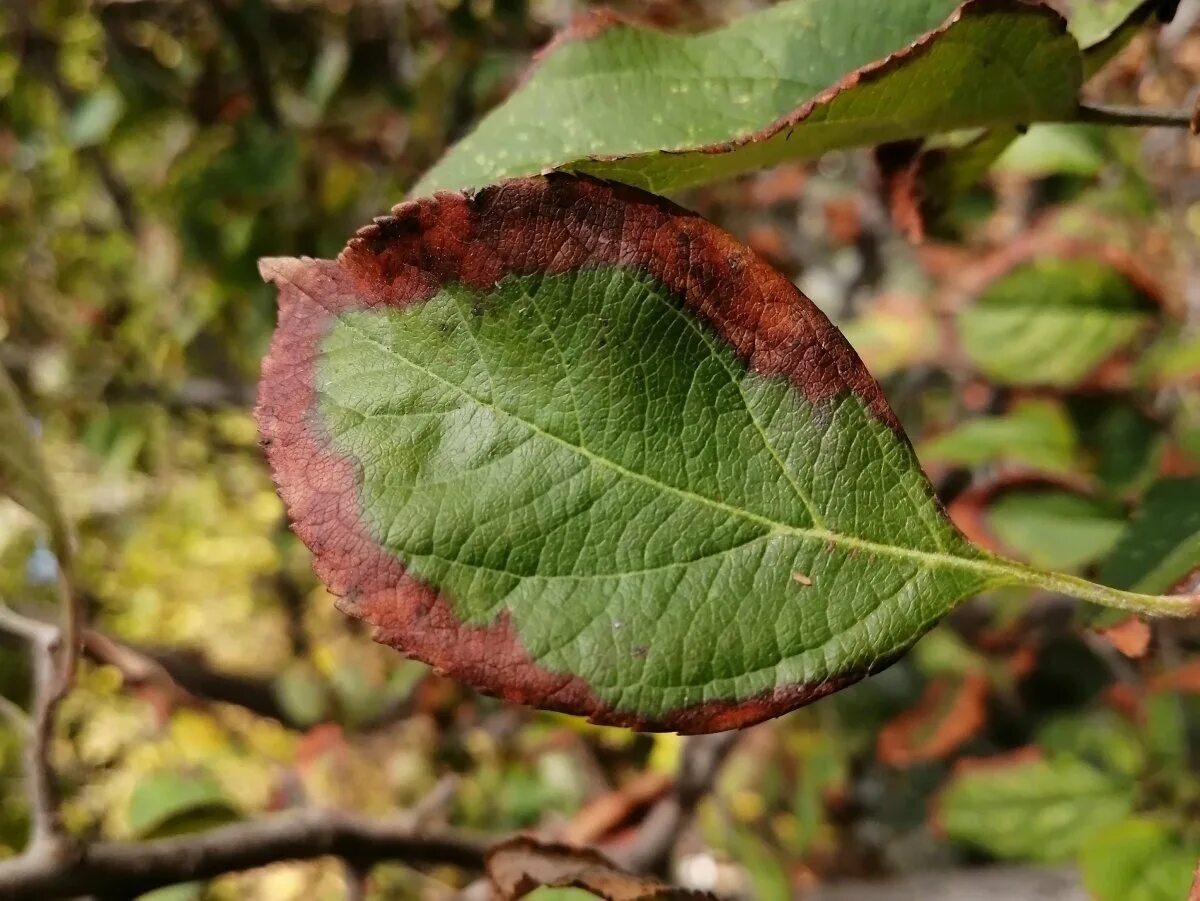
[416, 0, 1082, 196]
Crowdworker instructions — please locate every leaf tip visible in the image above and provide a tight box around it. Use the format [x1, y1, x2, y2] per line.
[258, 256, 308, 286]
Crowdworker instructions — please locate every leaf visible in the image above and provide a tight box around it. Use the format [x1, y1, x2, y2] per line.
[1079, 819, 1198, 901]
[935, 751, 1135, 861]
[993, 123, 1108, 178]
[1100, 477, 1200, 595]
[414, 0, 1082, 196]
[920, 398, 1079, 476]
[956, 246, 1160, 387]
[257, 176, 1196, 733]
[127, 769, 240, 839]
[0, 364, 72, 564]
[486, 837, 709, 900]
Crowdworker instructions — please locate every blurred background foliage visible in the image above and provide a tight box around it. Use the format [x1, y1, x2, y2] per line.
[1, 0, 1199, 898]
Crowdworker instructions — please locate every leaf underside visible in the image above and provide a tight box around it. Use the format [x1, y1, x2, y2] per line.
[414, 0, 1082, 196]
[257, 175, 1013, 733]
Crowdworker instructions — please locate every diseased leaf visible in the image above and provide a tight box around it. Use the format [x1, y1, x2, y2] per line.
[486, 837, 708, 900]
[936, 751, 1135, 861]
[257, 176, 1196, 733]
[1100, 477, 1200, 595]
[0, 364, 72, 564]
[415, 0, 1082, 196]
[956, 247, 1160, 387]
[920, 398, 1079, 476]
[1080, 819, 1198, 901]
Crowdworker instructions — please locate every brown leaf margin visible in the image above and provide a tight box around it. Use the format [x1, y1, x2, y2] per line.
[257, 174, 918, 733]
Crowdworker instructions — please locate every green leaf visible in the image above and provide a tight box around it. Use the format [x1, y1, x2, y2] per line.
[1080, 819, 1198, 901]
[920, 398, 1079, 475]
[994, 124, 1108, 178]
[415, 0, 1082, 196]
[937, 752, 1135, 861]
[257, 176, 1197, 733]
[984, 486, 1126, 572]
[957, 254, 1158, 387]
[1100, 477, 1200, 594]
[1056, 0, 1155, 52]
[0, 365, 72, 564]
[127, 770, 240, 839]
[273, 660, 333, 728]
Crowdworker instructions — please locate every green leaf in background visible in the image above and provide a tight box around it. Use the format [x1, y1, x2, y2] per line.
[985, 485, 1126, 571]
[257, 176, 1197, 734]
[994, 124, 1108, 178]
[1140, 326, 1200, 387]
[0, 365, 72, 564]
[1036, 711, 1144, 778]
[1073, 399, 1163, 492]
[272, 659, 333, 728]
[1079, 819, 1198, 901]
[1100, 477, 1200, 594]
[415, 0, 1082, 196]
[920, 398, 1079, 475]
[957, 254, 1159, 387]
[936, 752, 1135, 861]
[127, 769, 241, 839]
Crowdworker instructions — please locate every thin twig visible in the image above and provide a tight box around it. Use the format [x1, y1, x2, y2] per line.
[613, 732, 741, 877]
[1076, 102, 1196, 129]
[0, 808, 486, 900]
[0, 603, 68, 849]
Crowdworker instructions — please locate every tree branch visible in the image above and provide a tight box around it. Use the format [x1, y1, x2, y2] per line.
[1077, 102, 1196, 130]
[0, 808, 486, 900]
[0, 603, 69, 850]
[612, 732, 740, 876]
[82, 629, 423, 733]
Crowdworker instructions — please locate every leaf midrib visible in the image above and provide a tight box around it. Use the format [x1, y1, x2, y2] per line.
[332, 314, 1011, 587]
